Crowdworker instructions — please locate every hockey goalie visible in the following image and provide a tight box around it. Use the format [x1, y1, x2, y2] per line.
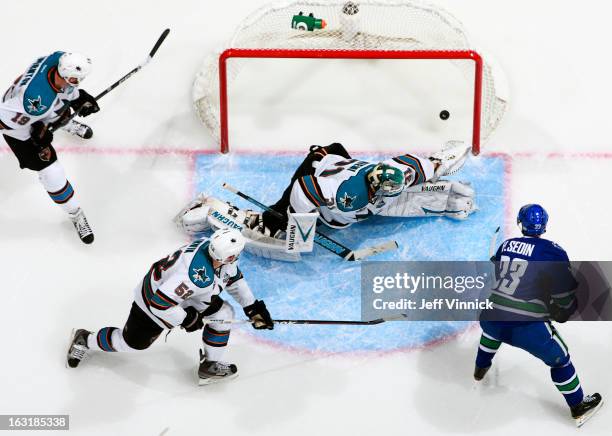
[174, 141, 477, 261]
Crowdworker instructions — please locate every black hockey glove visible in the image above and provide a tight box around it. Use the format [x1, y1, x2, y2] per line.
[30, 121, 53, 147]
[261, 209, 288, 236]
[243, 300, 274, 330]
[549, 301, 573, 323]
[181, 307, 204, 332]
[71, 90, 100, 117]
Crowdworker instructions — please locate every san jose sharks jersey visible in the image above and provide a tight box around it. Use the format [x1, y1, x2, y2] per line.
[289, 153, 434, 227]
[133, 238, 256, 329]
[485, 236, 578, 321]
[0, 51, 79, 140]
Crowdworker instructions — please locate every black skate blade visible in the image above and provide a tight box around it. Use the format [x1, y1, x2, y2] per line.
[198, 373, 239, 386]
[574, 399, 604, 428]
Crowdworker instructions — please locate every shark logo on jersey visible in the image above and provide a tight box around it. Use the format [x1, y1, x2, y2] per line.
[27, 96, 47, 114]
[192, 267, 210, 285]
[339, 192, 356, 209]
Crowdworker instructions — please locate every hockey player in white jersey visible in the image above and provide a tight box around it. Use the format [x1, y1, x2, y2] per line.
[0, 51, 100, 243]
[176, 141, 476, 260]
[254, 141, 475, 235]
[66, 229, 274, 385]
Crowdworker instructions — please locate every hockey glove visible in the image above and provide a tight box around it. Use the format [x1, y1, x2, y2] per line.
[243, 300, 274, 330]
[71, 90, 100, 117]
[30, 121, 53, 147]
[549, 301, 573, 323]
[181, 307, 204, 332]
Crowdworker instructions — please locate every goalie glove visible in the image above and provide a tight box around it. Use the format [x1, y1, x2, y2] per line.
[243, 300, 274, 330]
[429, 140, 471, 182]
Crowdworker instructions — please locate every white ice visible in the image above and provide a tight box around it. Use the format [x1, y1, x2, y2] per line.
[1, 1, 611, 435]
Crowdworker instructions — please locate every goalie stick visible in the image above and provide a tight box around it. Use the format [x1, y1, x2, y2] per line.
[222, 183, 398, 261]
[202, 313, 407, 326]
[50, 28, 170, 132]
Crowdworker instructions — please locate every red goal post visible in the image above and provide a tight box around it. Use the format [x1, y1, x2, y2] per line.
[218, 48, 484, 154]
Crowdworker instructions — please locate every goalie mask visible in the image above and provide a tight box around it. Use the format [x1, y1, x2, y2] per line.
[209, 228, 246, 264]
[367, 164, 405, 198]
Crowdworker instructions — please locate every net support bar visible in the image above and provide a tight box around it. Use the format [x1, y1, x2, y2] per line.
[218, 48, 483, 155]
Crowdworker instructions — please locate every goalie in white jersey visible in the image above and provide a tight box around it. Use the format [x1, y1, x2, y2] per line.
[0, 51, 100, 244]
[254, 142, 476, 236]
[176, 141, 476, 261]
[67, 229, 274, 385]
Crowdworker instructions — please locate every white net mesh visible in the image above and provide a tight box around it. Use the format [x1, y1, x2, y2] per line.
[193, 0, 507, 151]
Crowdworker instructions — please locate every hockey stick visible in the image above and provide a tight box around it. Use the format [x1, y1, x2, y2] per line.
[50, 28, 170, 132]
[202, 313, 407, 326]
[489, 226, 500, 260]
[222, 183, 398, 261]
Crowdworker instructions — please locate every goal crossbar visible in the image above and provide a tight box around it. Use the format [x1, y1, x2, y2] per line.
[218, 48, 483, 154]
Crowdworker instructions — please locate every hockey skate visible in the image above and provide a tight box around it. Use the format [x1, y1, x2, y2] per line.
[571, 393, 603, 427]
[198, 350, 238, 385]
[69, 208, 94, 244]
[63, 119, 93, 139]
[473, 365, 490, 381]
[66, 329, 91, 368]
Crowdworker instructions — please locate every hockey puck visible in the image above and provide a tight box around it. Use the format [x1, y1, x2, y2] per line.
[439, 110, 450, 120]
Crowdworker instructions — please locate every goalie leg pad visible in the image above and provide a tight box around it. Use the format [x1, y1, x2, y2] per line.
[379, 180, 477, 220]
[175, 194, 303, 262]
[174, 193, 212, 235]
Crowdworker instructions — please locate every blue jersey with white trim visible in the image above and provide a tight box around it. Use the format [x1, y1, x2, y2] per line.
[0, 51, 79, 140]
[486, 236, 578, 321]
[289, 153, 435, 228]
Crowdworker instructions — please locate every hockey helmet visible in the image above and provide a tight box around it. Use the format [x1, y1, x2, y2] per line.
[367, 164, 405, 197]
[209, 228, 246, 264]
[517, 204, 548, 236]
[58, 52, 92, 85]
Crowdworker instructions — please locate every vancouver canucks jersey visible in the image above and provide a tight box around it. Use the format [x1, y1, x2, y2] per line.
[486, 236, 578, 321]
[289, 153, 434, 228]
[0, 51, 79, 140]
[134, 238, 256, 329]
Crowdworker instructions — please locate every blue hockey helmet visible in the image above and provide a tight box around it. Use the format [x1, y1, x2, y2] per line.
[517, 204, 548, 236]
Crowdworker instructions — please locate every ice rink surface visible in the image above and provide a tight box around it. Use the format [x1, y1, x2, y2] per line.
[1, 1, 612, 435]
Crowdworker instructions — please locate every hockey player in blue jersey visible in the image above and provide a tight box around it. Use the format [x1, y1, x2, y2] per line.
[0, 52, 100, 243]
[474, 204, 603, 427]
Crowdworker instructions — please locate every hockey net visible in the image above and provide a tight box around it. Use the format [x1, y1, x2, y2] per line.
[193, 0, 508, 155]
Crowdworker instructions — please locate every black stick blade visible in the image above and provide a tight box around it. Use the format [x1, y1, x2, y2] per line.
[149, 28, 170, 58]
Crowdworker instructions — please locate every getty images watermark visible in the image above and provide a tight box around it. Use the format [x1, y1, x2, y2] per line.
[361, 262, 493, 321]
[360, 261, 612, 322]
